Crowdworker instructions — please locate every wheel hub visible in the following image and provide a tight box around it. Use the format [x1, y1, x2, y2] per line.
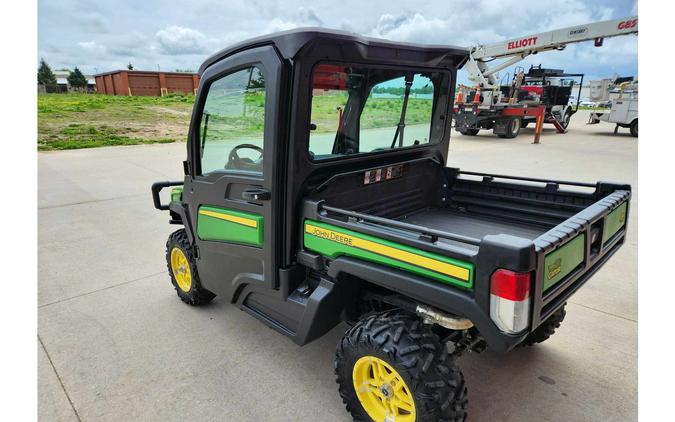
[170, 247, 192, 292]
[352, 356, 416, 421]
[379, 383, 393, 398]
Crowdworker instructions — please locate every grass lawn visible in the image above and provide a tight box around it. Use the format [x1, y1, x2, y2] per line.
[38, 93, 195, 150]
[37, 92, 434, 151]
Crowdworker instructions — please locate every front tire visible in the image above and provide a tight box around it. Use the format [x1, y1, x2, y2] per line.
[166, 229, 215, 305]
[335, 311, 468, 422]
[561, 110, 573, 129]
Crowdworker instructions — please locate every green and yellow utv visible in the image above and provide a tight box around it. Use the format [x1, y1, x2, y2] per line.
[152, 28, 631, 421]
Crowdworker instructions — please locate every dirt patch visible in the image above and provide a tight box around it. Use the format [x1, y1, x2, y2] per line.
[147, 106, 191, 117]
[38, 93, 194, 150]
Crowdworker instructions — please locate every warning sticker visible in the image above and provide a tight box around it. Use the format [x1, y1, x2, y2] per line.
[363, 165, 403, 185]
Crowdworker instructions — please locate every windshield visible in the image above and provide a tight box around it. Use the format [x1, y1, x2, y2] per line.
[308, 63, 447, 161]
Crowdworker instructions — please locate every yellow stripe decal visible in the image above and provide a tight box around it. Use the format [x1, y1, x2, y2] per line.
[305, 224, 470, 281]
[199, 209, 258, 228]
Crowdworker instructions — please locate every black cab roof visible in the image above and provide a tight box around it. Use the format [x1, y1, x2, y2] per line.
[199, 27, 469, 75]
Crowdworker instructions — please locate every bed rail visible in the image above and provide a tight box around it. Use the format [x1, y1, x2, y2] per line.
[320, 203, 482, 246]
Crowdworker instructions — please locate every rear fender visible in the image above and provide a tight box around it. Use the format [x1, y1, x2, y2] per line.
[327, 257, 527, 353]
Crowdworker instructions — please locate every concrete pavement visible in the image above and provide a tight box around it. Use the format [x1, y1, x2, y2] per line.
[38, 111, 637, 421]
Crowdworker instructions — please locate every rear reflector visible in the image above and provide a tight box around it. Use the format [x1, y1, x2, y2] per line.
[490, 269, 532, 334]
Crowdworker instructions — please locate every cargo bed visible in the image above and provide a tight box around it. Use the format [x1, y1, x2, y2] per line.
[302, 164, 631, 338]
[398, 208, 548, 242]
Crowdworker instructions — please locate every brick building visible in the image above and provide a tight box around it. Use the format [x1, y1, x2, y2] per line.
[95, 70, 200, 96]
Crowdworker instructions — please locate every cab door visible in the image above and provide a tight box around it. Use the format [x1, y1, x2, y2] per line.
[183, 46, 284, 298]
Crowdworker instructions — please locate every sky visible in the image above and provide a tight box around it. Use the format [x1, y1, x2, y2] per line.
[38, 0, 638, 84]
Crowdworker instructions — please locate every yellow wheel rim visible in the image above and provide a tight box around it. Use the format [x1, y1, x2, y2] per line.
[170, 247, 192, 292]
[353, 356, 416, 422]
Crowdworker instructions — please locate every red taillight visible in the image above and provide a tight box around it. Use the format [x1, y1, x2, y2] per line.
[490, 269, 532, 334]
[490, 269, 531, 301]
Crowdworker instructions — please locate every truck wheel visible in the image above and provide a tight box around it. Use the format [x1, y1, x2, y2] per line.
[630, 119, 638, 137]
[561, 110, 573, 129]
[335, 311, 468, 422]
[498, 118, 521, 139]
[459, 128, 479, 136]
[166, 229, 215, 305]
[519, 303, 566, 347]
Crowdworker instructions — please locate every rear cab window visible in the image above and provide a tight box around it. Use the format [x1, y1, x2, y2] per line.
[308, 63, 448, 161]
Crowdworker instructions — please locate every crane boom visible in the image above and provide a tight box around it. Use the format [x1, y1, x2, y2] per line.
[466, 16, 638, 88]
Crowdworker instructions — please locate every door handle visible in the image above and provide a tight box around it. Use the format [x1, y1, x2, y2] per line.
[242, 188, 271, 201]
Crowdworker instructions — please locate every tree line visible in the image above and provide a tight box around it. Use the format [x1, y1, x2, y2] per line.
[38, 58, 88, 89]
[372, 84, 434, 96]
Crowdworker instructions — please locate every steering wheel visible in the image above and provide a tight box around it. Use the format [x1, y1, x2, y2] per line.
[226, 144, 263, 171]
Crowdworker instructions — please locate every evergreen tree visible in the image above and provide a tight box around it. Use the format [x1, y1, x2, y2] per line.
[67, 67, 88, 89]
[127, 63, 134, 70]
[37, 58, 57, 86]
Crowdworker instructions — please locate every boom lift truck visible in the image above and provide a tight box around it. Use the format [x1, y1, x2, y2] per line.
[588, 77, 639, 137]
[455, 16, 638, 139]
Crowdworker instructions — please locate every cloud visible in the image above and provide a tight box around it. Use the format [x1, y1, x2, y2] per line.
[298, 7, 323, 26]
[372, 13, 469, 45]
[106, 32, 151, 57]
[70, 11, 109, 34]
[78, 40, 104, 51]
[37, 0, 637, 79]
[263, 7, 325, 33]
[156, 26, 214, 55]
[369, 12, 503, 48]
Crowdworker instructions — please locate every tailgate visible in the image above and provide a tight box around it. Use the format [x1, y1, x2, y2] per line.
[531, 189, 630, 326]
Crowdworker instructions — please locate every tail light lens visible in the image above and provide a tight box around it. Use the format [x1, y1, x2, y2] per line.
[490, 269, 532, 334]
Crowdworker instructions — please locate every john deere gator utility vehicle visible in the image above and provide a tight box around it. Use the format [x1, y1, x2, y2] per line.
[152, 28, 631, 422]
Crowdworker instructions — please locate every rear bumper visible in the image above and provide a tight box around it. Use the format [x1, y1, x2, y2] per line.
[454, 105, 501, 129]
[531, 189, 631, 326]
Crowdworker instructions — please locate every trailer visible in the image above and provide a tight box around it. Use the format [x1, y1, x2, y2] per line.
[455, 16, 638, 139]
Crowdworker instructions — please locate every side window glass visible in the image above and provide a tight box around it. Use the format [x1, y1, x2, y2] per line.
[199, 67, 265, 175]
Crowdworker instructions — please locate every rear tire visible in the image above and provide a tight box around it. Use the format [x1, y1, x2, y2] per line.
[519, 303, 566, 346]
[498, 118, 521, 139]
[166, 229, 215, 305]
[335, 311, 468, 422]
[630, 119, 638, 137]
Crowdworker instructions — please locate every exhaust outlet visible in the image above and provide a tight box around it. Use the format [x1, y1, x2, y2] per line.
[416, 304, 474, 330]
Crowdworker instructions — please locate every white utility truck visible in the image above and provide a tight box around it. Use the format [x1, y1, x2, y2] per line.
[588, 79, 638, 137]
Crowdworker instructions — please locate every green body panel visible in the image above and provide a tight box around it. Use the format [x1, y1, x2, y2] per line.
[603, 202, 627, 243]
[303, 220, 474, 289]
[544, 233, 585, 291]
[197, 205, 264, 247]
[171, 186, 183, 203]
